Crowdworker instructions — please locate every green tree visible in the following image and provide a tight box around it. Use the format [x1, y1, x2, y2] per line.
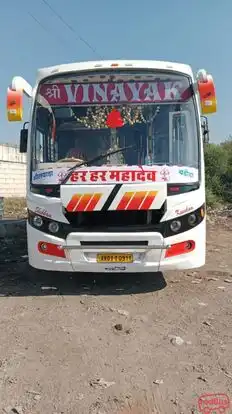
[204, 138, 232, 206]
[204, 143, 229, 206]
[220, 138, 232, 203]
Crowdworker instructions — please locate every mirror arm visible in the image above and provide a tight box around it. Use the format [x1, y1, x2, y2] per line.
[23, 121, 29, 129]
[196, 69, 208, 83]
[11, 76, 32, 98]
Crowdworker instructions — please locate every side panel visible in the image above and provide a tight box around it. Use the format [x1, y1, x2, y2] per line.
[26, 87, 37, 197]
[195, 86, 206, 192]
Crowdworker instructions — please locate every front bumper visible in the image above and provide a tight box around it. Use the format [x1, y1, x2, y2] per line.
[27, 219, 205, 272]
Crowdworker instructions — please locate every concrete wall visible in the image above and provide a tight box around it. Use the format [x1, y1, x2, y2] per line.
[0, 144, 27, 197]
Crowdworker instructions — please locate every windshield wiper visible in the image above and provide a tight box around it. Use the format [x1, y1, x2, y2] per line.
[60, 145, 135, 185]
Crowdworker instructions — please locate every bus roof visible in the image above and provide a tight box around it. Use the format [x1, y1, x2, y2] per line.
[36, 60, 194, 83]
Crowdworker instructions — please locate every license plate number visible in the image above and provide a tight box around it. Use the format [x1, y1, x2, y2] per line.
[97, 253, 133, 263]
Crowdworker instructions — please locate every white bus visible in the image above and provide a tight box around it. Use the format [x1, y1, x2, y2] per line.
[7, 60, 217, 273]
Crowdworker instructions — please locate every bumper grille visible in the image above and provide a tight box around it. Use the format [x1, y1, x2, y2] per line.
[80, 241, 148, 246]
[65, 203, 166, 232]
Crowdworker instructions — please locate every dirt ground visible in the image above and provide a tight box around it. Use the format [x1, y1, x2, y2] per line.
[0, 216, 232, 414]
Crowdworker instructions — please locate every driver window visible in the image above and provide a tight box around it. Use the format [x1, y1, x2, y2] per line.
[34, 106, 57, 164]
[36, 130, 44, 162]
[169, 111, 189, 165]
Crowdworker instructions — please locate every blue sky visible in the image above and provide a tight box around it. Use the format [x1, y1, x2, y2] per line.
[1, 0, 231, 144]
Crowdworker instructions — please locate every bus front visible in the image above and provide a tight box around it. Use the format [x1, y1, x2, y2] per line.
[7, 61, 217, 272]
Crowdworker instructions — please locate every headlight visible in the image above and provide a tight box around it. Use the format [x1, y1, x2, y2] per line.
[33, 215, 43, 228]
[170, 219, 181, 232]
[188, 213, 197, 226]
[48, 221, 60, 234]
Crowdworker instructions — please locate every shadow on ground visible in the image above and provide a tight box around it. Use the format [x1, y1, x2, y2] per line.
[0, 238, 167, 297]
[0, 262, 166, 297]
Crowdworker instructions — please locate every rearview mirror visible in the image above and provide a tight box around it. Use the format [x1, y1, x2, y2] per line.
[197, 73, 217, 114]
[20, 128, 28, 153]
[7, 87, 23, 121]
[201, 116, 209, 144]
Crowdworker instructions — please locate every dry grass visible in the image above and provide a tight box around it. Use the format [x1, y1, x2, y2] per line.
[3, 197, 27, 219]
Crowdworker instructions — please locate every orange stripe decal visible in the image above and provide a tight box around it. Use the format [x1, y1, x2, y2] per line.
[139, 191, 157, 210]
[66, 194, 81, 212]
[66, 193, 102, 212]
[126, 191, 147, 210]
[85, 193, 102, 211]
[75, 194, 93, 212]
[116, 190, 158, 211]
[116, 192, 134, 210]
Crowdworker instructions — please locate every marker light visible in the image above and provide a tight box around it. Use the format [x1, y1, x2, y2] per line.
[38, 242, 66, 258]
[165, 240, 195, 258]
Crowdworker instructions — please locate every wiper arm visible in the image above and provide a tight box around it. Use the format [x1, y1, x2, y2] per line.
[60, 145, 135, 185]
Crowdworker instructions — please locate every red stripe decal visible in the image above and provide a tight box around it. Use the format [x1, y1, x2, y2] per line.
[126, 191, 147, 210]
[139, 191, 157, 210]
[116, 192, 134, 210]
[75, 194, 93, 212]
[66, 194, 81, 212]
[85, 193, 102, 211]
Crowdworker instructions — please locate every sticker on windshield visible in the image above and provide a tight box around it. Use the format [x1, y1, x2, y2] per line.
[70, 169, 157, 183]
[179, 168, 194, 178]
[39, 80, 192, 105]
[32, 170, 54, 181]
[31, 166, 198, 185]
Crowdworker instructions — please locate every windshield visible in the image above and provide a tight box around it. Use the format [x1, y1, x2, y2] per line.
[31, 71, 199, 184]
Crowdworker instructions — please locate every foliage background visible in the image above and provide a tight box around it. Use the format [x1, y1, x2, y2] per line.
[205, 137, 232, 207]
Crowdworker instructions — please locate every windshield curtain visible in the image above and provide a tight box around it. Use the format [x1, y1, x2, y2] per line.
[31, 71, 199, 171]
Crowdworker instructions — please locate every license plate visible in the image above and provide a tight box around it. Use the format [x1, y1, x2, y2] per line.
[97, 253, 133, 263]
